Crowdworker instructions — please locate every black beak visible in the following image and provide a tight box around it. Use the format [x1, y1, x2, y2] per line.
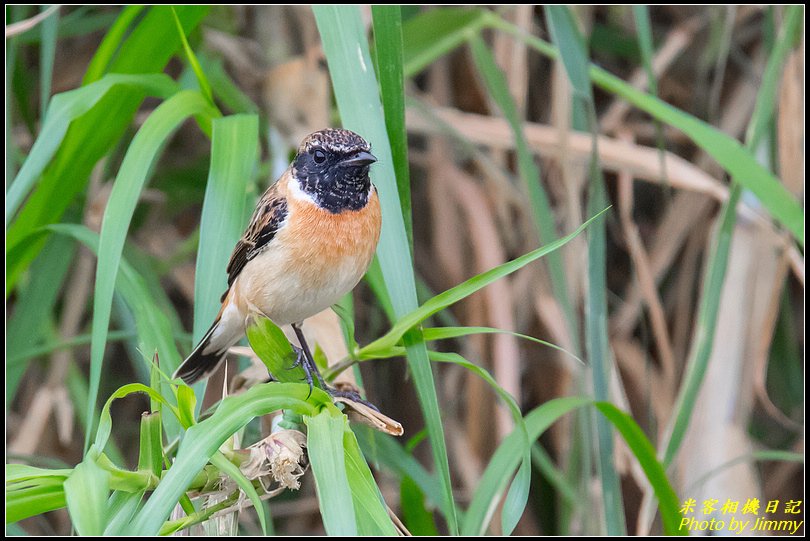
[341, 150, 377, 167]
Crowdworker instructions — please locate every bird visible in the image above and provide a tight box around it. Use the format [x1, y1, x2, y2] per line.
[173, 128, 381, 402]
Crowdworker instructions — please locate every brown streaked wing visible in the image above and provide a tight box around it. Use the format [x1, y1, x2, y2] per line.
[224, 182, 289, 290]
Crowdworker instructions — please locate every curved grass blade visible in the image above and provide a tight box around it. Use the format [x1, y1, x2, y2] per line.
[422, 326, 584, 365]
[128, 383, 323, 535]
[594, 402, 683, 536]
[463, 397, 591, 535]
[48, 223, 187, 438]
[313, 6, 458, 532]
[170, 6, 213, 105]
[402, 7, 490, 77]
[400, 7, 804, 245]
[6, 6, 209, 290]
[84, 90, 219, 451]
[209, 451, 268, 535]
[5, 73, 179, 225]
[428, 350, 530, 535]
[363, 208, 608, 357]
[469, 35, 579, 354]
[662, 5, 804, 468]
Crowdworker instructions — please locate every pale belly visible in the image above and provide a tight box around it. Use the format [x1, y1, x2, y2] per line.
[233, 234, 374, 326]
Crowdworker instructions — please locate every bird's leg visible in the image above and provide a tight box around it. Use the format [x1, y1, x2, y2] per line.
[291, 323, 379, 412]
[291, 323, 328, 392]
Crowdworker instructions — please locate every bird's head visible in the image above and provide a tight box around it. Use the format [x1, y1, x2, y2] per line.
[291, 128, 377, 213]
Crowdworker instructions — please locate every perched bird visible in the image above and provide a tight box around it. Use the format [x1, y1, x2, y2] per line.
[174, 128, 381, 401]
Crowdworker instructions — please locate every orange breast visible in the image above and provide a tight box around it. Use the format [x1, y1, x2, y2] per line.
[279, 187, 382, 289]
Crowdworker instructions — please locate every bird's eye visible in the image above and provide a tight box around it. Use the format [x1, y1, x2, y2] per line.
[312, 149, 326, 164]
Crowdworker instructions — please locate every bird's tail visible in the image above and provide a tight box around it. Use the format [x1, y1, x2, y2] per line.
[173, 321, 228, 385]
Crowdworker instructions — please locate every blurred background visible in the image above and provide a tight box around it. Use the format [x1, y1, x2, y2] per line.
[6, 5, 804, 535]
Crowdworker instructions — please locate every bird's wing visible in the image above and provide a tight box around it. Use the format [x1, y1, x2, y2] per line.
[224, 179, 289, 292]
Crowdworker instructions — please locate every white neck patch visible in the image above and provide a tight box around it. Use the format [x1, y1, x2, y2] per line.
[287, 174, 318, 206]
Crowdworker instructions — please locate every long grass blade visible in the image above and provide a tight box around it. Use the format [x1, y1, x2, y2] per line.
[83, 6, 146, 84]
[372, 5, 413, 249]
[85, 90, 219, 451]
[63, 451, 111, 536]
[5, 73, 179, 226]
[545, 6, 625, 534]
[594, 402, 683, 536]
[343, 428, 401, 535]
[6, 232, 75, 401]
[313, 6, 459, 532]
[662, 4, 803, 468]
[306, 411, 358, 535]
[38, 5, 59, 119]
[363, 208, 607, 357]
[469, 34, 579, 354]
[209, 451, 268, 535]
[193, 115, 257, 343]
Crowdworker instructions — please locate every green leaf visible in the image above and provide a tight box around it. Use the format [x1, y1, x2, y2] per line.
[47, 223, 186, 441]
[313, 6, 458, 533]
[83, 6, 146, 84]
[545, 6, 593, 101]
[354, 426, 442, 510]
[104, 491, 146, 535]
[209, 451, 268, 535]
[662, 5, 804, 468]
[85, 90, 219, 451]
[128, 383, 323, 535]
[38, 5, 59, 119]
[501, 458, 531, 535]
[306, 410, 357, 535]
[6, 466, 70, 524]
[463, 397, 591, 535]
[137, 411, 163, 477]
[64, 451, 111, 536]
[402, 7, 490, 77]
[170, 6, 213, 105]
[93, 383, 179, 453]
[594, 403, 684, 536]
[399, 7, 804, 245]
[423, 326, 583, 364]
[363, 208, 608, 357]
[193, 114, 257, 343]
[6, 6, 210, 290]
[343, 426, 400, 535]
[428, 350, 531, 535]
[5, 73, 179, 225]
[245, 314, 303, 383]
[400, 475, 440, 536]
[6, 232, 74, 400]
